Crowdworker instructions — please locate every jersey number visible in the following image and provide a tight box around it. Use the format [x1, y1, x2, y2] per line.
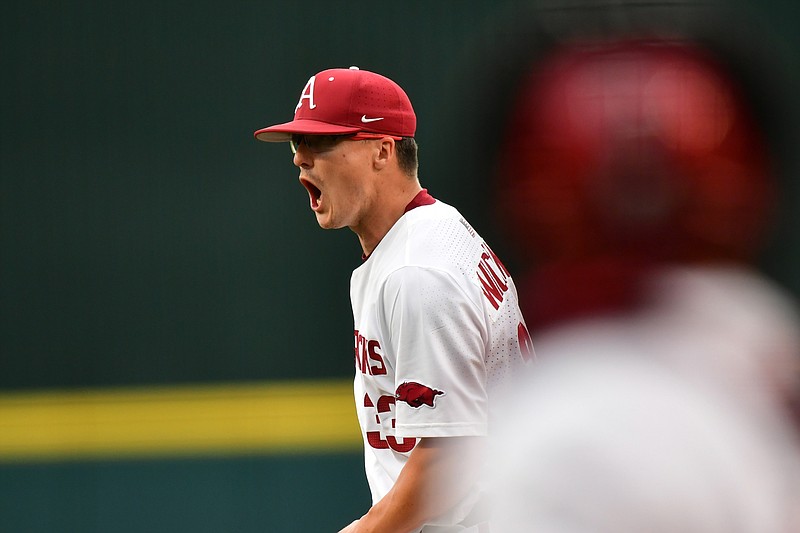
[363, 393, 417, 453]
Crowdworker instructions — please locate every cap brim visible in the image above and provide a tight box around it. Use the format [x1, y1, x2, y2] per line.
[254, 119, 363, 142]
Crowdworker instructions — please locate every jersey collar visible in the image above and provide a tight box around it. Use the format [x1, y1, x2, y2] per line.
[403, 188, 436, 213]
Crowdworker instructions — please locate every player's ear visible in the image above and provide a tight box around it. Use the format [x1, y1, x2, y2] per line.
[373, 137, 395, 171]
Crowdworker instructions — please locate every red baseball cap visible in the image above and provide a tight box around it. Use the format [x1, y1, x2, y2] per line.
[254, 66, 416, 142]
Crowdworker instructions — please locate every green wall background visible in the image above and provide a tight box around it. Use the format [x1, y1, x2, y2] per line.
[1, 1, 798, 531]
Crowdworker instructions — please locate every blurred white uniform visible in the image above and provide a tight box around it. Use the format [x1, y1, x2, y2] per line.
[488, 266, 800, 533]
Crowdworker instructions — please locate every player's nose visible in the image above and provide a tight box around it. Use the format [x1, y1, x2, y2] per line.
[292, 143, 312, 169]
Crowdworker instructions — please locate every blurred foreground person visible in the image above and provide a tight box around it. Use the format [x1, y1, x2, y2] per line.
[493, 36, 800, 426]
[486, 16, 800, 533]
[489, 351, 800, 533]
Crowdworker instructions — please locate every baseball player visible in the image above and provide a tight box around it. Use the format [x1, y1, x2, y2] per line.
[254, 66, 532, 532]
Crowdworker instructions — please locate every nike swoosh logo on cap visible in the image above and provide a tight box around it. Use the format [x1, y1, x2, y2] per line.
[361, 115, 385, 123]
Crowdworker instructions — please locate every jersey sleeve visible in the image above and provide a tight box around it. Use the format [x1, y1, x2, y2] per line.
[379, 265, 489, 438]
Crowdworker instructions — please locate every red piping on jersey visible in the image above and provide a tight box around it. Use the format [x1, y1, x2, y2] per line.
[362, 189, 437, 261]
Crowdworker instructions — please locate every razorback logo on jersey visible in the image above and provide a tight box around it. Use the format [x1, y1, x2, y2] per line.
[395, 382, 444, 408]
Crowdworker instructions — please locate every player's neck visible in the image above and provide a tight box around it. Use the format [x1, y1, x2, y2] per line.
[355, 180, 422, 257]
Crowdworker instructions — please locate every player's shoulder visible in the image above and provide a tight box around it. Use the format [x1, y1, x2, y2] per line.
[354, 199, 485, 285]
[402, 201, 483, 259]
[402, 199, 476, 240]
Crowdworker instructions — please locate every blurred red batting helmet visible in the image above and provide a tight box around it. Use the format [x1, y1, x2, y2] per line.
[495, 40, 774, 265]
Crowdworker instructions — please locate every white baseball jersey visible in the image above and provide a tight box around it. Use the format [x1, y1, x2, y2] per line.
[351, 191, 532, 530]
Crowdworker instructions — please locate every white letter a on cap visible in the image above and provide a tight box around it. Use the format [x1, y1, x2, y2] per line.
[295, 76, 317, 113]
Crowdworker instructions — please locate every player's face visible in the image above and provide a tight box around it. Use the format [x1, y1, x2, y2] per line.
[292, 135, 381, 231]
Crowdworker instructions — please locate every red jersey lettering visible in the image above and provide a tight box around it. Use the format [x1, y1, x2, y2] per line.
[354, 331, 387, 376]
[477, 243, 511, 310]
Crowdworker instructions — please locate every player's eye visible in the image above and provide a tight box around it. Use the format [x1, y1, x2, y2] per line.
[289, 134, 306, 154]
[290, 134, 301, 154]
[290, 134, 347, 154]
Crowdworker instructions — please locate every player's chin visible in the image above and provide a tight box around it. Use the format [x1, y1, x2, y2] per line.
[314, 213, 340, 230]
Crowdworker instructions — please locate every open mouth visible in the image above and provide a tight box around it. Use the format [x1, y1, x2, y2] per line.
[300, 178, 322, 210]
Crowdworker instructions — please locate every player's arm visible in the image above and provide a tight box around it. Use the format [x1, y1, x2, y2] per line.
[338, 436, 483, 533]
